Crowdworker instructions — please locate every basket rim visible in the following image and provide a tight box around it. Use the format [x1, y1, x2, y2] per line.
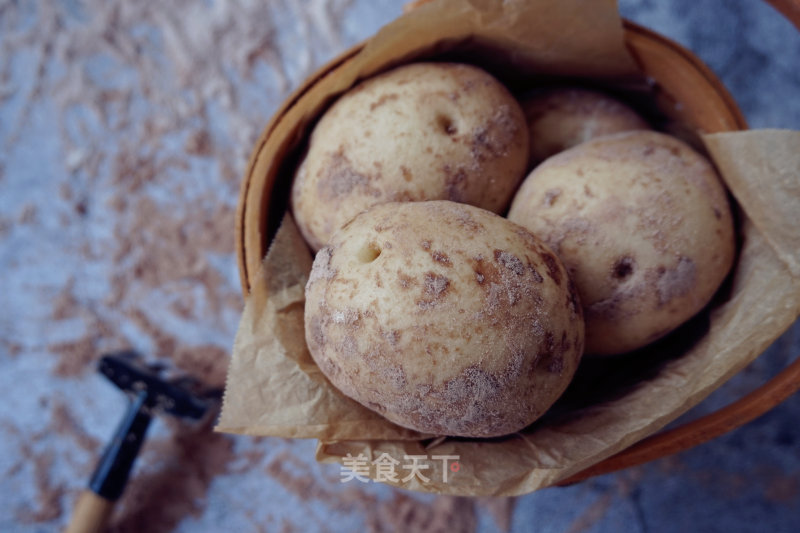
[232, 16, 788, 488]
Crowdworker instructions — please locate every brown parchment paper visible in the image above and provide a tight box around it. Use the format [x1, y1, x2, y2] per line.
[217, 0, 800, 496]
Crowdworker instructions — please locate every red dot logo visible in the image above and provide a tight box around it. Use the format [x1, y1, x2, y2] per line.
[450, 461, 460, 473]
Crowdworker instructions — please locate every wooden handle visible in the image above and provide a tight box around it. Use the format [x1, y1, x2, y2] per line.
[64, 491, 114, 533]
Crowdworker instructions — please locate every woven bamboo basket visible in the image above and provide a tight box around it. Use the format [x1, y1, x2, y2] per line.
[235, 0, 800, 485]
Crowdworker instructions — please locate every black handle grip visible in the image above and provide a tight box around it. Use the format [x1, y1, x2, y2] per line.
[89, 390, 152, 501]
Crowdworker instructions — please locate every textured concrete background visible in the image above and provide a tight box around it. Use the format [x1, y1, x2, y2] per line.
[1, 1, 798, 532]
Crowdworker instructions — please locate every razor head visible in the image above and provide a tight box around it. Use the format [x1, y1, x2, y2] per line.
[98, 351, 212, 420]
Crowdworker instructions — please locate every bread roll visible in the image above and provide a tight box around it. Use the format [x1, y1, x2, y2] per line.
[291, 62, 529, 251]
[305, 201, 584, 437]
[508, 131, 735, 355]
[521, 87, 649, 165]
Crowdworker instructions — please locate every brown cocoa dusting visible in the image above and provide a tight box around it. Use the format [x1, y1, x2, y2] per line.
[473, 254, 531, 311]
[444, 165, 467, 202]
[544, 188, 562, 206]
[47, 290, 123, 376]
[184, 129, 213, 156]
[170, 293, 197, 320]
[494, 250, 525, 276]
[309, 246, 337, 283]
[111, 148, 165, 195]
[127, 309, 229, 388]
[384, 329, 401, 346]
[566, 279, 581, 318]
[49, 337, 102, 376]
[408, 342, 534, 436]
[369, 92, 399, 111]
[423, 272, 450, 297]
[51, 401, 101, 455]
[318, 148, 380, 200]
[541, 252, 562, 285]
[469, 105, 517, 164]
[308, 314, 326, 350]
[455, 209, 485, 233]
[532, 331, 557, 375]
[430, 250, 451, 266]
[547, 346, 565, 374]
[3, 2, 367, 530]
[528, 267, 544, 283]
[265, 449, 362, 506]
[171, 345, 230, 389]
[118, 196, 237, 292]
[390, 189, 419, 202]
[227, 445, 268, 475]
[129, 308, 177, 355]
[397, 271, 416, 289]
[15, 450, 66, 524]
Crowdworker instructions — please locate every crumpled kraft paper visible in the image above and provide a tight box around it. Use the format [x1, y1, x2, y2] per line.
[216, 0, 800, 496]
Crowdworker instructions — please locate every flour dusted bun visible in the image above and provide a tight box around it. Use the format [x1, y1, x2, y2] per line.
[508, 131, 735, 355]
[291, 62, 529, 251]
[521, 87, 649, 165]
[304, 201, 584, 438]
